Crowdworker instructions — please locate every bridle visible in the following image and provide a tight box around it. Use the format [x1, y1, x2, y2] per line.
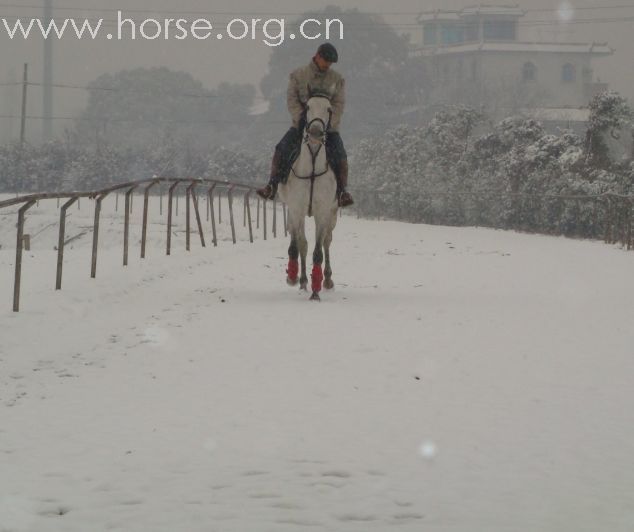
[292, 95, 333, 181]
[291, 94, 334, 217]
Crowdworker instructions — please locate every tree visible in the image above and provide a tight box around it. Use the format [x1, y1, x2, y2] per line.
[585, 91, 632, 169]
[76, 67, 256, 150]
[257, 7, 414, 142]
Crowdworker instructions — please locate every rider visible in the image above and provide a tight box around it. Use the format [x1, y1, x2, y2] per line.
[256, 43, 354, 207]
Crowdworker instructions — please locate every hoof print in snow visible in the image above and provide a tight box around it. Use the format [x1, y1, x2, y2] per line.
[336, 513, 377, 522]
[391, 513, 425, 522]
[321, 470, 351, 479]
[40, 506, 70, 517]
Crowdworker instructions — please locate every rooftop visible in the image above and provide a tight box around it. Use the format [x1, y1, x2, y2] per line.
[411, 41, 614, 57]
[418, 5, 526, 22]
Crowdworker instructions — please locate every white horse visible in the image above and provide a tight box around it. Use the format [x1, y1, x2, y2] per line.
[277, 94, 339, 301]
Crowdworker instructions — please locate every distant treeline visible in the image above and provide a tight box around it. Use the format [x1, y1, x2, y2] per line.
[2, 91, 633, 241]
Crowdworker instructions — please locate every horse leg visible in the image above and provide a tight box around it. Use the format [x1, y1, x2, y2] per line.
[298, 219, 309, 291]
[323, 230, 334, 290]
[287, 237, 299, 286]
[310, 229, 325, 301]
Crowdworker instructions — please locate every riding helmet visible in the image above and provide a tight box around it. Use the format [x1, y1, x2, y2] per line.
[317, 43, 339, 63]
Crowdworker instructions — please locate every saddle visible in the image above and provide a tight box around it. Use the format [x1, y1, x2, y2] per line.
[280, 141, 340, 184]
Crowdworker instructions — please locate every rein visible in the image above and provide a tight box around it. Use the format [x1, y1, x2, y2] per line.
[290, 98, 333, 217]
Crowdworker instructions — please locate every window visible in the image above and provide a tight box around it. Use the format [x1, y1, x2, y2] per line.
[483, 20, 516, 41]
[440, 23, 464, 45]
[464, 22, 479, 42]
[562, 63, 576, 83]
[522, 62, 537, 82]
[423, 23, 437, 46]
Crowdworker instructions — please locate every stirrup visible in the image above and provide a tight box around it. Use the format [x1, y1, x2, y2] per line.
[338, 190, 354, 208]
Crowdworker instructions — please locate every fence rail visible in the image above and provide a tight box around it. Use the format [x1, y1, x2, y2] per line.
[1, 177, 287, 312]
[3, 180, 633, 312]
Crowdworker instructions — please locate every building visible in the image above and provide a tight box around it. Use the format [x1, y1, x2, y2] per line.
[410, 5, 613, 121]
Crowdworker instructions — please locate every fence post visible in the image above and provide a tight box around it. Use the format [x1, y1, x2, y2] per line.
[56, 196, 78, 289]
[13, 200, 36, 312]
[141, 180, 159, 259]
[166, 181, 179, 256]
[245, 191, 254, 243]
[257, 197, 260, 229]
[124, 185, 138, 265]
[186, 182, 193, 251]
[91, 194, 108, 279]
[208, 184, 218, 247]
[218, 188, 222, 224]
[273, 197, 277, 238]
[191, 184, 206, 248]
[228, 186, 237, 244]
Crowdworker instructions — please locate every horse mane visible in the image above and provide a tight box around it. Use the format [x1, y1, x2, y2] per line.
[307, 89, 332, 101]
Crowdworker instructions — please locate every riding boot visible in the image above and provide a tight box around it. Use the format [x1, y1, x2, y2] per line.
[336, 159, 354, 208]
[257, 148, 282, 200]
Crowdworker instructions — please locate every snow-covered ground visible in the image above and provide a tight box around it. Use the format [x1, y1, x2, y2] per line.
[1, 194, 634, 532]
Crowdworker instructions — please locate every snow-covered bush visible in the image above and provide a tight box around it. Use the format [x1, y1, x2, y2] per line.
[351, 97, 634, 238]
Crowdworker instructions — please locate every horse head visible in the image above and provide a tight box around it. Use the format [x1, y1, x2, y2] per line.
[304, 89, 332, 145]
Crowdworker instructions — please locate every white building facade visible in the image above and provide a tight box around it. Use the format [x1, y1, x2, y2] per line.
[410, 5, 613, 120]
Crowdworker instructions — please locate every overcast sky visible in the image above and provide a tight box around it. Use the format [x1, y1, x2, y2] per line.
[0, 0, 631, 138]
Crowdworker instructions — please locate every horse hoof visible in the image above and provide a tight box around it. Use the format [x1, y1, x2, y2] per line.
[287, 277, 298, 286]
[310, 292, 321, 301]
[300, 281, 308, 291]
[323, 279, 334, 290]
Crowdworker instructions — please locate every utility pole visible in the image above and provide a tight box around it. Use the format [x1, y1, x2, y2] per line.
[20, 63, 28, 149]
[2, 66, 16, 143]
[42, 0, 54, 142]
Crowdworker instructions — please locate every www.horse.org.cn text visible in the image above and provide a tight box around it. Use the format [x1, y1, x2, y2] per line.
[1, 13, 345, 47]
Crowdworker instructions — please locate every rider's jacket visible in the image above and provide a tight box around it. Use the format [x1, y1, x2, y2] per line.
[287, 59, 346, 132]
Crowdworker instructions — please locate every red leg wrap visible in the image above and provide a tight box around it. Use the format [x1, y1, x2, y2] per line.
[311, 264, 324, 293]
[287, 259, 299, 281]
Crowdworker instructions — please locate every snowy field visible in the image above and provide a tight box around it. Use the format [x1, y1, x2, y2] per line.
[1, 193, 634, 532]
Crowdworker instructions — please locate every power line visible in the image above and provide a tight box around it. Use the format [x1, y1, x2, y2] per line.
[22, 81, 267, 101]
[0, 4, 428, 15]
[0, 113, 289, 125]
[2, 3, 634, 15]
[0, 80, 268, 105]
[419, 4, 634, 15]
[0, 15, 633, 29]
[0, 113, 406, 127]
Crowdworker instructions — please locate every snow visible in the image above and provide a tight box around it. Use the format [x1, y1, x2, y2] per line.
[1, 194, 634, 531]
